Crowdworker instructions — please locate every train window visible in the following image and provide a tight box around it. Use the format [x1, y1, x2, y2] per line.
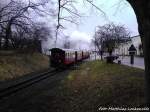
[68, 53, 70, 59]
[65, 53, 67, 59]
[67, 52, 69, 59]
[69, 53, 71, 59]
[71, 53, 73, 58]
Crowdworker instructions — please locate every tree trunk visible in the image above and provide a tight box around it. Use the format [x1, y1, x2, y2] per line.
[140, 19, 150, 107]
[127, 0, 150, 107]
[100, 53, 103, 60]
[0, 37, 1, 50]
[143, 19, 150, 108]
[4, 21, 12, 50]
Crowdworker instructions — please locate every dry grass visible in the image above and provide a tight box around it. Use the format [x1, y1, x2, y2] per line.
[52, 61, 146, 111]
[0, 53, 49, 81]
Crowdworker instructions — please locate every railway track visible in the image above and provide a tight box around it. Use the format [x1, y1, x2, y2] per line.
[0, 69, 62, 99]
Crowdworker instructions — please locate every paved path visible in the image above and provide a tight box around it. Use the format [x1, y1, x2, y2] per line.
[90, 53, 145, 70]
[115, 56, 145, 70]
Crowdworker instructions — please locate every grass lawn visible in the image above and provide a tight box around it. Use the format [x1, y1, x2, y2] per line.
[0, 53, 49, 81]
[53, 61, 146, 111]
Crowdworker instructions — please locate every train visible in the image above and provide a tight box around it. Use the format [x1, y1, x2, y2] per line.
[50, 48, 90, 68]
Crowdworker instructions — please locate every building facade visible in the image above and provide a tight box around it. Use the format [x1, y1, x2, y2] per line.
[115, 35, 143, 56]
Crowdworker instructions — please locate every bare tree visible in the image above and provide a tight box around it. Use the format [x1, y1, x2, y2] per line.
[31, 22, 51, 41]
[0, 0, 49, 49]
[55, 0, 81, 47]
[93, 23, 130, 59]
[92, 32, 104, 60]
[9, 21, 51, 53]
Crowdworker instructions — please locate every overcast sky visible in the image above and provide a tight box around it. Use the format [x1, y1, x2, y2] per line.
[51, 0, 138, 50]
[20, 0, 139, 50]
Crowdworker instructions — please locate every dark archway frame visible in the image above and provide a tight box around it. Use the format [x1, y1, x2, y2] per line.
[125, 0, 150, 107]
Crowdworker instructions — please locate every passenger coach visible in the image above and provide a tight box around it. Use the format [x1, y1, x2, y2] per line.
[50, 48, 90, 68]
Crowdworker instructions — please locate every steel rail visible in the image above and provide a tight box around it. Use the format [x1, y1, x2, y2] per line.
[0, 69, 62, 99]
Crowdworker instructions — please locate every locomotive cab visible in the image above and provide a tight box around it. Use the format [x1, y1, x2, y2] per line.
[50, 48, 65, 67]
